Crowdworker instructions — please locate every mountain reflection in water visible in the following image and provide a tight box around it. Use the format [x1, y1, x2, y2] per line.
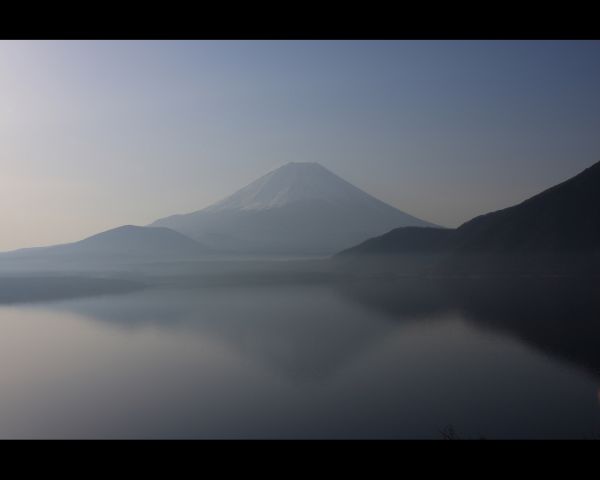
[339, 276, 600, 380]
[40, 271, 600, 383]
[1, 269, 599, 438]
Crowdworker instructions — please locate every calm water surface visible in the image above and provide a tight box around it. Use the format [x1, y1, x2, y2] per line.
[0, 274, 599, 438]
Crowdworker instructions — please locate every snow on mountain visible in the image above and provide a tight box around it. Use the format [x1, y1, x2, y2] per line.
[151, 162, 437, 255]
[205, 162, 396, 212]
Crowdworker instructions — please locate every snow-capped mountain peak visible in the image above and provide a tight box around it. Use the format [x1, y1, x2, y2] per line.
[151, 162, 437, 255]
[204, 162, 383, 212]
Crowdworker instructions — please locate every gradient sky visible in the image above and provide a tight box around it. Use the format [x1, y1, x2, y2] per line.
[1, 40, 600, 250]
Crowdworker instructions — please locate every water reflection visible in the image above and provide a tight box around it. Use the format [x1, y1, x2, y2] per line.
[1, 271, 600, 438]
[338, 276, 600, 380]
[47, 284, 398, 382]
[43, 274, 600, 384]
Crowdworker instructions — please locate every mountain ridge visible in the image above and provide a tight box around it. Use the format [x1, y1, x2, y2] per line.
[336, 160, 600, 272]
[453, 159, 600, 252]
[2, 225, 211, 259]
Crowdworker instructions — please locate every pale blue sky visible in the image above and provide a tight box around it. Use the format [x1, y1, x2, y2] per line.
[1, 40, 599, 250]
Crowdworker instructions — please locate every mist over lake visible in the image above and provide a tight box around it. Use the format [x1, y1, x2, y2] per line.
[0, 262, 599, 439]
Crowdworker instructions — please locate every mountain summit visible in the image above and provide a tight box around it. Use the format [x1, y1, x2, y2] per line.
[151, 162, 436, 255]
[204, 162, 404, 212]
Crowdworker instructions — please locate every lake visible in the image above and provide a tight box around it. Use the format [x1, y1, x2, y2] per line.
[0, 269, 599, 439]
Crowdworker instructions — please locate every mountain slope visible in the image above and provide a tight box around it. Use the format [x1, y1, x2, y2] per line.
[336, 160, 600, 265]
[337, 227, 453, 256]
[151, 162, 437, 255]
[453, 160, 600, 252]
[3, 225, 211, 260]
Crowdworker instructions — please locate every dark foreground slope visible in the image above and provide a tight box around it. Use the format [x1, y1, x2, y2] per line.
[336, 160, 600, 275]
[338, 227, 452, 255]
[453, 160, 600, 253]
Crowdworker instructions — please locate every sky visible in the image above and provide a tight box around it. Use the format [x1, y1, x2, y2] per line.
[1, 40, 600, 250]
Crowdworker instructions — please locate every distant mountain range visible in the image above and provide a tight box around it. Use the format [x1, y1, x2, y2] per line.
[151, 162, 436, 255]
[2, 225, 211, 261]
[336, 160, 600, 274]
[4, 160, 599, 273]
[0, 162, 434, 263]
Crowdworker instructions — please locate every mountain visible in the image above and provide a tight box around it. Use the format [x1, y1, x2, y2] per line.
[336, 227, 452, 256]
[2, 225, 211, 261]
[453, 159, 600, 252]
[336, 160, 600, 273]
[151, 162, 437, 255]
